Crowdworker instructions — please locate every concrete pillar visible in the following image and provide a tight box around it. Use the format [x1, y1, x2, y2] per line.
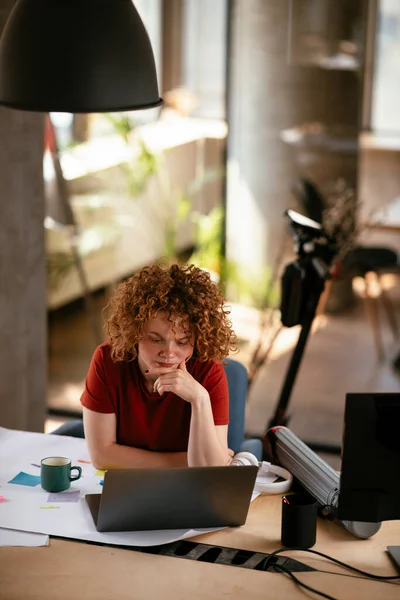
[0, 1, 46, 431]
[226, 0, 364, 301]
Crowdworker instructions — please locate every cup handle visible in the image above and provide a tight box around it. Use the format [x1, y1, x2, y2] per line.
[69, 466, 82, 482]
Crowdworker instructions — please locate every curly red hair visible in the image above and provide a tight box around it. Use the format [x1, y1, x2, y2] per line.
[106, 263, 237, 362]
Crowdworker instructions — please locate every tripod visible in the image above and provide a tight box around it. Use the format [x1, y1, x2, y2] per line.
[262, 209, 341, 458]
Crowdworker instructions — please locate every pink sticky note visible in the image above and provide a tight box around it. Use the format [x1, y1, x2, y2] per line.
[0, 496, 6, 502]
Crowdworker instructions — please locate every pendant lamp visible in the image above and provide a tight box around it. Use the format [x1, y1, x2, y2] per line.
[0, 0, 162, 113]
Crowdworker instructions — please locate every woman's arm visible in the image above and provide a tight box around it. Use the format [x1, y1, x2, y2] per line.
[152, 362, 231, 467]
[187, 396, 231, 467]
[83, 407, 188, 470]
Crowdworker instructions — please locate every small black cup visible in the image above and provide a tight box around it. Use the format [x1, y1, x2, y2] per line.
[281, 493, 317, 548]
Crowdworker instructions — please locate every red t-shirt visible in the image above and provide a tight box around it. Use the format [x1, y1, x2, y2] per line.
[80, 343, 229, 453]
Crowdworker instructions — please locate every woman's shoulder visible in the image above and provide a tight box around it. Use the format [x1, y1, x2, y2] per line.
[92, 341, 112, 363]
[92, 342, 134, 373]
[189, 358, 226, 380]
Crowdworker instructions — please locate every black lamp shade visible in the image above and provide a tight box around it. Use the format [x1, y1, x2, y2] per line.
[0, 0, 163, 113]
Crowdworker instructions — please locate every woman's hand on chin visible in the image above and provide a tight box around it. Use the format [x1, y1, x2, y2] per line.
[151, 361, 208, 405]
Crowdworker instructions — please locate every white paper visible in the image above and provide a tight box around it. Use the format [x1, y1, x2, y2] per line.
[0, 527, 49, 547]
[0, 427, 256, 548]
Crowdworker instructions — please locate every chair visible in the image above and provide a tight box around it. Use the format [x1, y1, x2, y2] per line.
[292, 177, 400, 360]
[224, 358, 262, 459]
[51, 358, 263, 460]
[51, 418, 84, 437]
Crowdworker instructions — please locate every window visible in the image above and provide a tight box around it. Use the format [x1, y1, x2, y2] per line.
[181, 0, 227, 120]
[52, 0, 163, 147]
[371, 0, 400, 133]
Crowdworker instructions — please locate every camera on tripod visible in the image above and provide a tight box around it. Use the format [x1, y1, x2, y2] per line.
[262, 208, 342, 449]
[280, 209, 337, 328]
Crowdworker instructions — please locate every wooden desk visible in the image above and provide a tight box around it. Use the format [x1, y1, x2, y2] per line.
[0, 495, 399, 600]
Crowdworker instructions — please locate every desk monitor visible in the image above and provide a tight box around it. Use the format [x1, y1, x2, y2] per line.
[338, 393, 400, 572]
[338, 393, 400, 523]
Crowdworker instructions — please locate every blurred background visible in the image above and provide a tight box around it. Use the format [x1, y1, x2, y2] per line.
[2, 0, 400, 468]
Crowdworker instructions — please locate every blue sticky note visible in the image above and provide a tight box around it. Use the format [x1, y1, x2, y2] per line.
[8, 471, 41, 487]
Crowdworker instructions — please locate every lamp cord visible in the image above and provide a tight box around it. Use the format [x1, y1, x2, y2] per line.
[263, 547, 400, 580]
[263, 547, 400, 600]
[274, 564, 337, 600]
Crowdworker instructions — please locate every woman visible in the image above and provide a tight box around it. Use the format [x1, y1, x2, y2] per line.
[81, 263, 237, 470]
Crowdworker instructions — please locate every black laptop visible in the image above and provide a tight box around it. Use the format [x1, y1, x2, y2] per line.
[85, 465, 258, 532]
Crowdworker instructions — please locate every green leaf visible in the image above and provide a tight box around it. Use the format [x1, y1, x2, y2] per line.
[177, 192, 192, 221]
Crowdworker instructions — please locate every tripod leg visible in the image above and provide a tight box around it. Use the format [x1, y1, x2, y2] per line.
[262, 258, 328, 458]
[266, 272, 325, 433]
[267, 311, 315, 430]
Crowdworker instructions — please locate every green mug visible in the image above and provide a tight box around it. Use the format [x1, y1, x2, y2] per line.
[40, 457, 82, 493]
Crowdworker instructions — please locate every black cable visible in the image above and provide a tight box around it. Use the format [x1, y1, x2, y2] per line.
[264, 547, 400, 581]
[317, 569, 400, 585]
[274, 564, 338, 600]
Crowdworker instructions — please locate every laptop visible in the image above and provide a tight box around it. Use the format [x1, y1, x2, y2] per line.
[85, 465, 258, 532]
